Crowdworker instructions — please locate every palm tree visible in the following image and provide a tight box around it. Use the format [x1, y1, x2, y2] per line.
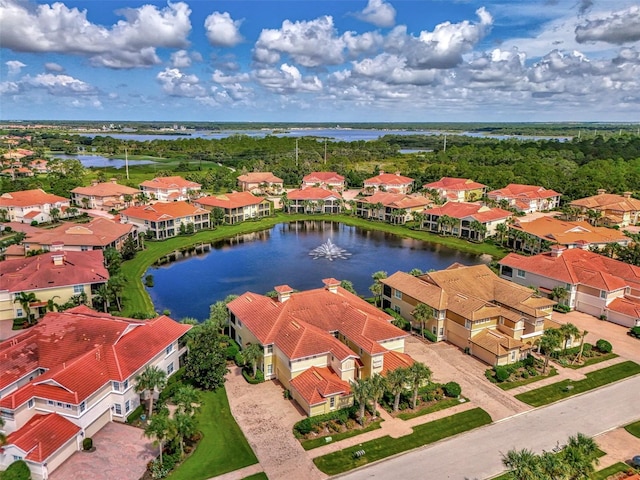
[93, 284, 111, 313]
[208, 300, 228, 334]
[369, 271, 387, 307]
[386, 367, 409, 412]
[173, 411, 196, 458]
[0, 208, 8, 222]
[242, 343, 263, 378]
[538, 450, 569, 480]
[412, 211, 425, 229]
[408, 362, 432, 409]
[572, 330, 589, 365]
[496, 222, 508, 245]
[14, 292, 39, 324]
[173, 384, 200, 416]
[413, 303, 434, 338]
[123, 194, 133, 207]
[135, 365, 168, 419]
[563, 432, 600, 479]
[46, 296, 60, 312]
[66, 206, 78, 219]
[551, 286, 569, 307]
[368, 374, 386, 420]
[501, 448, 542, 480]
[106, 275, 126, 311]
[409, 268, 423, 277]
[144, 409, 175, 466]
[559, 323, 580, 355]
[539, 329, 562, 374]
[49, 207, 60, 223]
[469, 220, 487, 242]
[350, 377, 371, 425]
[374, 202, 384, 221]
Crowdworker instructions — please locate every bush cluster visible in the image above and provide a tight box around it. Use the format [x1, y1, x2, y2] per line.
[629, 326, 640, 339]
[486, 356, 540, 384]
[384, 308, 410, 331]
[553, 304, 571, 313]
[82, 437, 93, 451]
[242, 368, 264, 384]
[443, 382, 461, 398]
[595, 339, 612, 353]
[293, 406, 358, 437]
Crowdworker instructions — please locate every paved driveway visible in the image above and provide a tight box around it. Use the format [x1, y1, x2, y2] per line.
[49, 422, 155, 480]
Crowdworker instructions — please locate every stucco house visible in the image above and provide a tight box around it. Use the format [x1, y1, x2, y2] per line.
[120, 201, 210, 239]
[302, 172, 346, 192]
[195, 191, 271, 224]
[71, 180, 140, 211]
[0, 189, 69, 224]
[0, 250, 109, 340]
[363, 171, 414, 195]
[139, 176, 202, 202]
[487, 184, 561, 213]
[284, 188, 343, 214]
[421, 202, 512, 241]
[381, 264, 556, 365]
[237, 172, 284, 195]
[569, 189, 640, 228]
[355, 192, 432, 224]
[227, 279, 412, 416]
[0, 307, 190, 480]
[423, 177, 487, 203]
[499, 246, 640, 328]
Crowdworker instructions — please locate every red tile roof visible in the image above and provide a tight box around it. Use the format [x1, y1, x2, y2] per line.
[26, 218, 134, 248]
[607, 296, 640, 318]
[381, 350, 414, 375]
[570, 193, 640, 213]
[510, 217, 629, 246]
[287, 187, 342, 200]
[0, 308, 190, 407]
[500, 249, 640, 291]
[120, 201, 209, 221]
[6, 414, 80, 463]
[71, 182, 139, 197]
[364, 173, 414, 186]
[303, 172, 345, 183]
[0, 189, 68, 207]
[426, 202, 511, 222]
[0, 250, 108, 293]
[358, 192, 431, 209]
[423, 177, 486, 191]
[196, 191, 267, 209]
[139, 176, 201, 190]
[290, 367, 351, 406]
[488, 184, 560, 200]
[237, 172, 283, 184]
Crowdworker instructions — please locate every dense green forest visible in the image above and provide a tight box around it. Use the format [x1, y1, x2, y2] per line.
[2, 128, 640, 201]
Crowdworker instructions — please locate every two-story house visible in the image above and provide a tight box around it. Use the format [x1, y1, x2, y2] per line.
[0, 189, 69, 224]
[195, 191, 271, 224]
[71, 180, 140, 211]
[0, 307, 190, 480]
[120, 201, 210, 239]
[569, 190, 640, 228]
[227, 279, 412, 416]
[284, 188, 343, 214]
[487, 184, 561, 213]
[355, 192, 432, 224]
[237, 172, 284, 195]
[422, 177, 487, 203]
[301, 172, 346, 192]
[362, 171, 414, 195]
[422, 202, 512, 241]
[139, 176, 202, 202]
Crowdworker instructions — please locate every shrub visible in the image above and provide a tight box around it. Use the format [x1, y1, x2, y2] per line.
[82, 437, 93, 451]
[296, 418, 313, 436]
[30, 220, 38, 226]
[3, 460, 31, 480]
[423, 329, 437, 342]
[595, 339, 612, 353]
[242, 368, 264, 384]
[384, 308, 410, 331]
[630, 326, 640, 339]
[293, 406, 358, 436]
[495, 366, 510, 382]
[224, 337, 240, 360]
[234, 352, 245, 367]
[126, 405, 144, 424]
[522, 354, 535, 367]
[144, 274, 154, 287]
[443, 382, 461, 398]
[553, 304, 571, 313]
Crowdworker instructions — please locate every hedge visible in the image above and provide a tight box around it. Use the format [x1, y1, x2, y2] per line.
[294, 406, 358, 436]
[242, 368, 264, 384]
[2, 460, 31, 480]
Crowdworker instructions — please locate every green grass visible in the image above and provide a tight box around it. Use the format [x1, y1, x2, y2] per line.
[167, 388, 258, 480]
[120, 213, 506, 318]
[496, 368, 558, 391]
[515, 361, 640, 407]
[563, 353, 619, 369]
[301, 419, 383, 450]
[241, 473, 268, 480]
[312, 407, 491, 475]
[591, 462, 636, 480]
[489, 473, 512, 480]
[396, 397, 467, 420]
[625, 420, 640, 438]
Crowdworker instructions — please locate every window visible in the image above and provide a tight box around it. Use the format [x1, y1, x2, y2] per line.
[394, 290, 402, 300]
[517, 270, 526, 278]
[439, 327, 444, 336]
[28, 399, 34, 409]
[167, 362, 174, 375]
[330, 397, 336, 409]
[465, 320, 472, 329]
[266, 345, 273, 354]
[393, 305, 401, 314]
[73, 285, 84, 294]
[267, 364, 273, 375]
[80, 401, 86, 413]
[237, 320, 243, 328]
[81, 246, 89, 251]
[112, 381, 120, 391]
[65, 403, 72, 409]
[165, 344, 174, 355]
[125, 400, 131, 413]
[16, 308, 23, 317]
[432, 326, 437, 334]
[13, 456, 23, 461]
[511, 351, 516, 361]
[57, 402, 63, 408]
[47, 400, 54, 406]
[600, 290, 607, 299]
[114, 403, 122, 415]
[123, 379, 129, 390]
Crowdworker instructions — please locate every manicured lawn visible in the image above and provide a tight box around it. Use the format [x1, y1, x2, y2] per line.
[563, 353, 618, 369]
[625, 420, 640, 438]
[313, 407, 491, 475]
[591, 462, 636, 480]
[301, 420, 383, 451]
[396, 396, 468, 420]
[241, 473, 268, 480]
[490, 473, 512, 480]
[167, 388, 257, 480]
[515, 361, 640, 407]
[120, 213, 506, 318]
[496, 368, 558, 391]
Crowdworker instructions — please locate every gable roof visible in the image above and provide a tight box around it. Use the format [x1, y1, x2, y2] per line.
[471, 329, 524, 356]
[71, 182, 139, 197]
[0, 189, 68, 207]
[606, 296, 640, 318]
[0, 250, 109, 293]
[287, 187, 342, 200]
[364, 172, 414, 186]
[423, 177, 486, 191]
[139, 176, 201, 190]
[290, 367, 351, 406]
[488, 184, 561, 200]
[511, 217, 629, 245]
[196, 191, 267, 209]
[26, 218, 134, 248]
[570, 193, 640, 212]
[303, 172, 345, 183]
[120, 201, 209, 221]
[237, 172, 283, 184]
[382, 272, 448, 310]
[426, 202, 511, 222]
[358, 192, 432, 209]
[6, 414, 80, 463]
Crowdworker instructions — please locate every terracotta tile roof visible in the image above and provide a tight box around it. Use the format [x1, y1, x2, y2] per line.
[364, 173, 414, 186]
[426, 202, 511, 222]
[287, 187, 342, 200]
[0, 189, 68, 207]
[196, 191, 267, 209]
[500, 249, 640, 291]
[237, 172, 283, 184]
[358, 192, 432, 209]
[382, 272, 448, 310]
[488, 184, 561, 200]
[26, 218, 134, 248]
[0, 250, 109, 293]
[6, 414, 80, 463]
[0, 309, 190, 406]
[471, 329, 524, 356]
[511, 217, 629, 246]
[423, 177, 486, 191]
[290, 367, 351, 406]
[570, 193, 640, 212]
[120, 201, 209, 221]
[23, 210, 42, 219]
[71, 182, 139, 197]
[607, 296, 640, 318]
[139, 176, 201, 190]
[381, 350, 414, 375]
[303, 172, 345, 183]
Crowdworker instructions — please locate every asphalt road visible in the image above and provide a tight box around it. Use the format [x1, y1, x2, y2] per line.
[337, 375, 640, 480]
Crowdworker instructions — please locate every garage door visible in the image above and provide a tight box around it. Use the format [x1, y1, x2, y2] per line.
[446, 330, 468, 350]
[576, 301, 602, 317]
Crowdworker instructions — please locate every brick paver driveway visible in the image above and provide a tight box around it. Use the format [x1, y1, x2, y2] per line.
[49, 422, 155, 480]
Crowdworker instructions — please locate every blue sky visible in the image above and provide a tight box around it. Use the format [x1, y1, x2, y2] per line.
[1, 0, 639, 122]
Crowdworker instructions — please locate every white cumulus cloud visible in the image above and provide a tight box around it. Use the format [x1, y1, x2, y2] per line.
[575, 6, 640, 45]
[356, 0, 396, 28]
[6, 60, 26, 75]
[44, 62, 64, 72]
[204, 11, 243, 47]
[254, 64, 323, 93]
[157, 68, 207, 97]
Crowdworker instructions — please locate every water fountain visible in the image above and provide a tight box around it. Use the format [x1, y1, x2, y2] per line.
[309, 238, 351, 261]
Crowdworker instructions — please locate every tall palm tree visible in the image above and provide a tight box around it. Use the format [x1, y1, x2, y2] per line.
[563, 433, 600, 479]
[135, 365, 168, 418]
[539, 329, 562, 374]
[413, 303, 434, 338]
[409, 268, 423, 277]
[49, 207, 60, 223]
[46, 296, 60, 312]
[144, 409, 175, 465]
[538, 450, 569, 480]
[368, 374, 386, 420]
[501, 448, 542, 480]
[242, 343, 263, 377]
[14, 292, 39, 324]
[559, 323, 580, 355]
[552, 286, 569, 307]
[93, 284, 111, 313]
[386, 367, 409, 412]
[469, 220, 487, 242]
[350, 377, 371, 425]
[496, 222, 508, 245]
[408, 362, 432, 409]
[369, 271, 387, 307]
[173, 411, 196, 458]
[173, 384, 200, 416]
[572, 330, 589, 365]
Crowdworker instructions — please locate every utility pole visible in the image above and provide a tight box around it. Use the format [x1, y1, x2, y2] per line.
[125, 147, 129, 180]
[295, 138, 299, 167]
[324, 139, 327, 164]
[443, 134, 447, 152]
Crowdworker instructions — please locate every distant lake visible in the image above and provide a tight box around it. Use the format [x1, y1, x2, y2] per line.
[50, 154, 156, 168]
[144, 221, 489, 321]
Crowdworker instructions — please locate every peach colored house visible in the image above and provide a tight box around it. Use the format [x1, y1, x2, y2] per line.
[227, 279, 412, 416]
[0, 189, 69, 224]
[355, 192, 432, 224]
[71, 180, 140, 211]
[423, 177, 487, 202]
[139, 176, 202, 202]
[422, 202, 512, 241]
[284, 187, 343, 214]
[0, 307, 190, 480]
[487, 184, 561, 213]
[569, 189, 640, 228]
[302, 172, 346, 191]
[363, 171, 414, 195]
[120, 201, 210, 239]
[237, 172, 284, 194]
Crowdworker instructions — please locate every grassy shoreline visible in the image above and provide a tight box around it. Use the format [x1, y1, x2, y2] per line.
[119, 213, 507, 317]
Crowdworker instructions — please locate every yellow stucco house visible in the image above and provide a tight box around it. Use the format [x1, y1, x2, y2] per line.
[227, 278, 412, 416]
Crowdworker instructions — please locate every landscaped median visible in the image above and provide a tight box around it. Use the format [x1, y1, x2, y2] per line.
[514, 361, 640, 407]
[312, 407, 491, 476]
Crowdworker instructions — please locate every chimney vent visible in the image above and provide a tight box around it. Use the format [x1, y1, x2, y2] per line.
[623, 191, 632, 199]
[596, 189, 606, 195]
[550, 245, 566, 257]
[274, 285, 293, 303]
